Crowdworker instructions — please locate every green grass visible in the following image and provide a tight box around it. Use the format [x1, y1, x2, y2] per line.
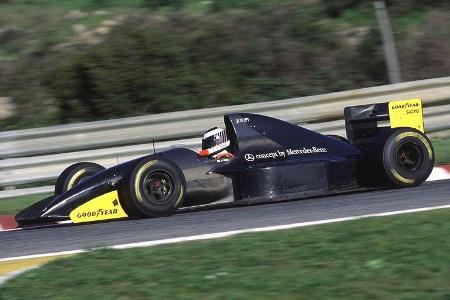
[336, 2, 376, 27]
[394, 9, 426, 29]
[0, 194, 51, 215]
[433, 138, 450, 164]
[0, 5, 111, 61]
[392, 8, 427, 38]
[2, 208, 450, 299]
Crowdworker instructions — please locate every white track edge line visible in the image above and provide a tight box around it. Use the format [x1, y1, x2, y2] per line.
[1, 203, 450, 263]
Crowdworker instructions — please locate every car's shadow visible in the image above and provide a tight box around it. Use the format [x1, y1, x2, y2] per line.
[14, 186, 396, 231]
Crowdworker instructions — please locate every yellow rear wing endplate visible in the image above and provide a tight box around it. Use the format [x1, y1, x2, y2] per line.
[388, 98, 424, 132]
[344, 98, 425, 144]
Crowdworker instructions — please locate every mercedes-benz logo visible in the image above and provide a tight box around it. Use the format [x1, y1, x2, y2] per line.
[244, 153, 255, 162]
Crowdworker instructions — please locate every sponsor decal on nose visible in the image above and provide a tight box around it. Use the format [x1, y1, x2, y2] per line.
[69, 191, 128, 223]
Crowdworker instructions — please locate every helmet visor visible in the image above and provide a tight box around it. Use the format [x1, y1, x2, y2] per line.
[202, 128, 228, 151]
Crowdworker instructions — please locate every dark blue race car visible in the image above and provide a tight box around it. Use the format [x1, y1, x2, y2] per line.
[16, 99, 434, 225]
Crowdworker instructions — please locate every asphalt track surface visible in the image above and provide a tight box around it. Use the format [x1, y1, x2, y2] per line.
[1, 179, 450, 259]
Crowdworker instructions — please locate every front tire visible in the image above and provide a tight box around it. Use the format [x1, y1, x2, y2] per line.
[55, 162, 105, 195]
[120, 157, 186, 217]
[380, 128, 434, 187]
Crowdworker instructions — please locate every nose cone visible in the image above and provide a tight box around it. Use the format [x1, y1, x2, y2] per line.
[15, 195, 56, 226]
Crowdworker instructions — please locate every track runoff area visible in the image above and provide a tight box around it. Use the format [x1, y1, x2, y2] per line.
[0, 166, 450, 283]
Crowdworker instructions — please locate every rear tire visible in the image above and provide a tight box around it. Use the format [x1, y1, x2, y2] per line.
[55, 162, 105, 195]
[120, 157, 186, 217]
[380, 128, 434, 187]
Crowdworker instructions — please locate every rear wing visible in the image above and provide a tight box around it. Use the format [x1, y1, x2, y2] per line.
[344, 98, 424, 145]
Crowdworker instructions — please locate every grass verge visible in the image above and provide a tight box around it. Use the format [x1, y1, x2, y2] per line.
[2, 208, 450, 299]
[433, 138, 450, 164]
[0, 194, 51, 215]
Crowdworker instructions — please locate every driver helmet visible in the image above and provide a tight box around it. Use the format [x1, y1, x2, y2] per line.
[199, 127, 230, 157]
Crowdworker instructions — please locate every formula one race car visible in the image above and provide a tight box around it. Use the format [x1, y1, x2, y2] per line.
[16, 98, 434, 225]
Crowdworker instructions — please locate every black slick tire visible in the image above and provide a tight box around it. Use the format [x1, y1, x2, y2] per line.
[55, 162, 105, 195]
[380, 128, 434, 187]
[120, 157, 186, 217]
